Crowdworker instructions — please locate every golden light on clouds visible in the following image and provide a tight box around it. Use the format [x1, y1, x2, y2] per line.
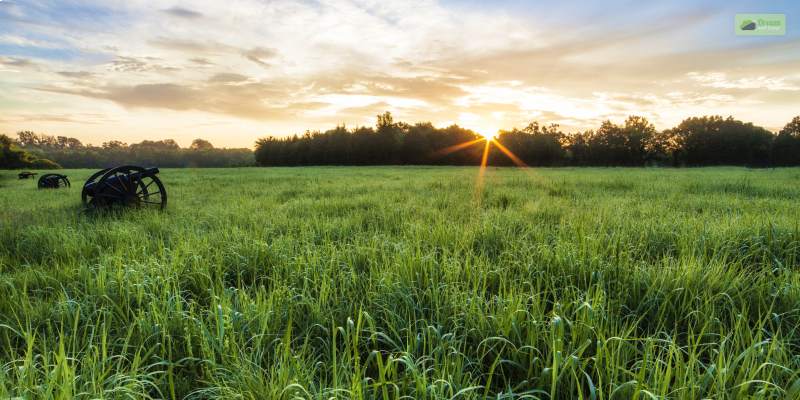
[1, 0, 798, 147]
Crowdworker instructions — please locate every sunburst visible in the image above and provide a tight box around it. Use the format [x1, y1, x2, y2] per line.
[430, 134, 528, 206]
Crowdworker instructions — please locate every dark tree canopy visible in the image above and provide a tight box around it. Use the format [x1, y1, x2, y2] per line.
[255, 113, 800, 167]
[255, 115, 484, 167]
[190, 138, 215, 151]
[772, 116, 800, 166]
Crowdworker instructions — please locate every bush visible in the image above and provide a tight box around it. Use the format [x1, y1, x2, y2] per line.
[29, 158, 62, 169]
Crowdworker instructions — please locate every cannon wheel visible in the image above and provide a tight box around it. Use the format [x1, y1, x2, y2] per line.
[81, 168, 110, 207]
[38, 173, 70, 189]
[97, 165, 167, 210]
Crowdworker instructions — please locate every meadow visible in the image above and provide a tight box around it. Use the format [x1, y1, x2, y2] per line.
[1, 167, 799, 399]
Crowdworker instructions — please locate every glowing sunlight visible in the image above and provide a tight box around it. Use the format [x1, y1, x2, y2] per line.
[480, 131, 497, 141]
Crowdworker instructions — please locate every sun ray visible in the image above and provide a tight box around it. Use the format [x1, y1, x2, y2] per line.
[474, 139, 492, 205]
[492, 140, 528, 168]
[480, 140, 491, 170]
[429, 135, 529, 207]
[431, 138, 484, 158]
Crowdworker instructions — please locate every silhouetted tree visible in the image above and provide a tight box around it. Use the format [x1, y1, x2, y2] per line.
[622, 116, 656, 165]
[772, 116, 800, 166]
[102, 140, 128, 149]
[190, 138, 215, 151]
[254, 113, 796, 168]
[563, 131, 592, 166]
[254, 117, 483, 166]
[664, 116, 773, 166]
[585, 121, 628, 166]
[494, 122, 566, 166]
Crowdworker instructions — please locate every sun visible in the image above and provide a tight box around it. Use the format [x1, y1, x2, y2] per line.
[481, 131, 497, 141]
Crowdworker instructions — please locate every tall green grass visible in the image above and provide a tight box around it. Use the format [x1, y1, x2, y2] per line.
[1, 167, 799, 399]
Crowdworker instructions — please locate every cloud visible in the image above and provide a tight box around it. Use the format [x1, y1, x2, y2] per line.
[243, 47, 277, 67]
[49, 83, 198, 110]
[57, 70, 94, 79]
[687, 72, 800, 91]
[208, 73, 249, 83]
[37, 80, 308, 121]
[0, 0, 25, 20]
[161, 7, 203, 19]
[107, 56, 178, 73]
[189, 57, 214, 66]
[309, 72, 467, 106]
[0, 56, 35, 68]
[0, 112, 107, 124]
[0, 34, 60, 48]
[149, 37, 232, 54]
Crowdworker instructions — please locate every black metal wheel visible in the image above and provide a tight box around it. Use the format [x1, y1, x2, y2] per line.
[82, 168, 110, 207]
[96, 166, 167, 210]
[38, 173, 70, 189]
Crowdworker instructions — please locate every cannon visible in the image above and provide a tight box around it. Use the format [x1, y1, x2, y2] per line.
[18, 172, 37, 180]
[82, 166, 167, 210]
[38, 173, 70, 189]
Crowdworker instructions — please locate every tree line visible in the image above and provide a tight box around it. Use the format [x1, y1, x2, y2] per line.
[5, 113, 800, 169]
[0, 134, 61, 169]
[6, 132, 253, 168]
[255, 113, 800, 167]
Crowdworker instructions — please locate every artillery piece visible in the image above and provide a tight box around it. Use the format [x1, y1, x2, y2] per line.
[38, 173, 70, 189]
[18, 172, 37, 179]
[82, 166, 167, 210]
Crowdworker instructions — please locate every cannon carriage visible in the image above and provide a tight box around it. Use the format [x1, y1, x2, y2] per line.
[18, 172, 37, 180]
[38, 173, 70, 189]
[82, 166, 167, 210]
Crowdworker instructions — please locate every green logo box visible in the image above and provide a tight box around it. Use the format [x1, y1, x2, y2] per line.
[736, 14, 786, 35]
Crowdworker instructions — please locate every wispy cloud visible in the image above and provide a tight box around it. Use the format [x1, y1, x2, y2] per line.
[687, 72, 800, 91]
[243, 47, 277, 67]
[161, 6, 203, 19]
[0, 56, 35, 68]
[57, 70, 95, 79]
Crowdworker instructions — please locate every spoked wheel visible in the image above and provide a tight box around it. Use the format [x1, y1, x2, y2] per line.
[38, 174, 70, 189]
[96, 166, 167, 210]
[82, 168, 110, 206]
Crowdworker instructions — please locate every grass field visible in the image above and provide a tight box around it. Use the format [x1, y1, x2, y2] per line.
[1, 167, 799, 399]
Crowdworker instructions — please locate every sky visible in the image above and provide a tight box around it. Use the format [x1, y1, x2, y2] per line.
[1, 0, 799, 148]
